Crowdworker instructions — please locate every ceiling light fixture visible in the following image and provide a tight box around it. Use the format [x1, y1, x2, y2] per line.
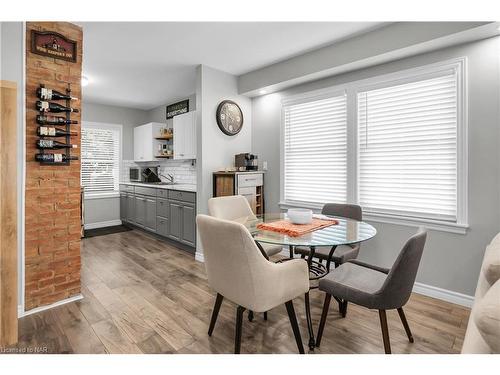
[259, 89, 267, 95]
[81, 75, 89, 87]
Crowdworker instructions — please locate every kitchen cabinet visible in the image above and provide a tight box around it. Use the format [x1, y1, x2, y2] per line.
[126, 194, 135, 223]
[133, 122, 164, 162]
[120, 193, 127, 221]
[134, 196, 146, 226]
[145, 197, 157, 232]
[173, 111, 196, 160]
[182, 204, 196, 246]
[120, 183, 196, 250]
[168, 201, 183, 241]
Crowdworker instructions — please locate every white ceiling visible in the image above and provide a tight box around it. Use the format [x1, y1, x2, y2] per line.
[81, 22, 386, 110]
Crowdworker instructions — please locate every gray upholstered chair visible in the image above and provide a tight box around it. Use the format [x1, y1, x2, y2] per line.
[208, 195, 282, 259]
[295, 203, 362, 317]
[294, 203, 363, 267]
[316, 228, 427, 354]
[196, 214, 310, 354]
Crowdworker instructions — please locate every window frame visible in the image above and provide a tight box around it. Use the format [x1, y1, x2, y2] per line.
[279, 57, 468, 234]
[81, 121, 123, 200]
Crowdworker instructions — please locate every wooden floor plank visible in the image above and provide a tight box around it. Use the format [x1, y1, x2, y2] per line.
[13, 228, 470, 354]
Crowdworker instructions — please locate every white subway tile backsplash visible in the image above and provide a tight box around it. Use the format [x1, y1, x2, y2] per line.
[121, 159, 196, 185]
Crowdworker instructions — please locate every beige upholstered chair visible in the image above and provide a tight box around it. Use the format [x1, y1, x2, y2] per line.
[462, 232, 500, 353]
[208, 195, 282, 259]
[196, 214, 310, 353]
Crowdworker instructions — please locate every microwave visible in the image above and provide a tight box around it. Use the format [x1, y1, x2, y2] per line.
[129, 167, 141, 182]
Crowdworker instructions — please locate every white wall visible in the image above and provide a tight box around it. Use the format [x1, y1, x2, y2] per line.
[195, 65, 253, 257]
[252, 36, 500, 298]
[1, 22, 24, 309]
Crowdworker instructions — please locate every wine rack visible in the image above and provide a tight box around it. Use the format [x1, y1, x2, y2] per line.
[36, 83, 78, 165]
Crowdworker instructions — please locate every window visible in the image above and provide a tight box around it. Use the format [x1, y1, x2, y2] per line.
[280, 58, 467, 233]
[81, 122, 122, 197]
[283, 92, 347, 206]
[358, 72, 458, 222]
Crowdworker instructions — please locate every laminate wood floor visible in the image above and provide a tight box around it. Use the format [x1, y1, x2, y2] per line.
[12, 229, 470, 354]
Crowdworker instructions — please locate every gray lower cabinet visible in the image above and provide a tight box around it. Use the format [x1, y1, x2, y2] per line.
[126, 194, 135, 223]
[145, 197, 157, 232]
[157, 217, 169, 237]
[134, 195, 146, 227]
[120, 184, 196, 248]
[120, 193, 127, 221]
[181, 203, 196, 246]
[168, 201, 183, 242]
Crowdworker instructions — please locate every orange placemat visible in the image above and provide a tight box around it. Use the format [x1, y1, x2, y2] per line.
[257, 218, 339, 237]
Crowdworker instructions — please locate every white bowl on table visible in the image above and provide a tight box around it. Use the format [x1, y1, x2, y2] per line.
[287, 208, 313, 224]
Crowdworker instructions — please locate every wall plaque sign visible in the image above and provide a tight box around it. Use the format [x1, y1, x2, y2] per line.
[166, 99, 189, 119]
[31, 30, 77, 62]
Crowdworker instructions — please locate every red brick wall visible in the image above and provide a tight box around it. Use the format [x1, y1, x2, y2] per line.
[25, 22, 82, 311]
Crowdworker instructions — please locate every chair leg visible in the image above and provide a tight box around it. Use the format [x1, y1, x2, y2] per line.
[378, 310, 391, 354]
[316, 294, 331, 347]
[208, 293, 223, 336]
[248, 310, 254, 322]
[263, 311, 268, 321]
[300, 254, 306, 259]
[235, 306, 245, 354]
[285, 300, 305, 354]
[397, 307, 414, 343]
[341, 301, 348, 318]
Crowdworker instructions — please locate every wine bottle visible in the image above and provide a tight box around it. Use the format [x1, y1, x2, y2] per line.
[36, 101, 79, 113]
[37, 126, 76, 137]
[37, 140, 78, 149]
[36, 87, 77, 101]
[36, 115, 78, 125]
[35, 153, 78, 163]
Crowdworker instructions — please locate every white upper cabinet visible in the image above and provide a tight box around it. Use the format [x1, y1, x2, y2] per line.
[133, 122, 163, 162]
[173, 111, 196, 160]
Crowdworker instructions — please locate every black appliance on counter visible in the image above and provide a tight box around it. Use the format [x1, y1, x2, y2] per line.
[235, 153, 258, 171]
[141, 167, 161, 183]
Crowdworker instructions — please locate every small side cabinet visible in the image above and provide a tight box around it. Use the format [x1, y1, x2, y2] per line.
[213, 171, 265, 215]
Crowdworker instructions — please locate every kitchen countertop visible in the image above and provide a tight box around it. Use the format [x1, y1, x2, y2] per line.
[120, 182, 196, 193]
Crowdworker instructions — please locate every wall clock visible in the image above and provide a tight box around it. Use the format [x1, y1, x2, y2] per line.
[216, 100, 244, 136]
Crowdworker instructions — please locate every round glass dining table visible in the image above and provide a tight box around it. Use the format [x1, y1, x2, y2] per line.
[237, 213, 377, 350]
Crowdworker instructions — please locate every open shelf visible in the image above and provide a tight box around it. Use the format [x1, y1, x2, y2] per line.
[155, 155, 173, 159]
[155, 135, 173, 140]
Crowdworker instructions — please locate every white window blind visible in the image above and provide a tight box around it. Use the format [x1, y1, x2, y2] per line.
[357, 71, 458, 221]
[81, 124, 121, 194]
[283, 93, 347, 205]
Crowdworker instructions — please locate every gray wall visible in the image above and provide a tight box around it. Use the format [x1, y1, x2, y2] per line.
[252, 36, 500, 297]
[239, 22, 490, 95]
[1, 22, 24, 308]
[195, 65, 252, 256]
[146, 93, 196, 125]
[82, 102, 148, 160]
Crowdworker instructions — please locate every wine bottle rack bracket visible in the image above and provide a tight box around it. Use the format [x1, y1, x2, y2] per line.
[36, 83, 77, 165]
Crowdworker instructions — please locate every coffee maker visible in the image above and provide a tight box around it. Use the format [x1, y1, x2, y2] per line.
[235, 153, 258, 171]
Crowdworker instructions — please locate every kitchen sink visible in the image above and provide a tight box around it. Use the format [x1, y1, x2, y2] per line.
[144, 182, 176, 185]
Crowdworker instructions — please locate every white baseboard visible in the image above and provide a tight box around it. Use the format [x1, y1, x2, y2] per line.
[413, 282, 473, 308]
[195, 251, 204, 262]
[84, 219, 122, 230]
[279, 248, 473, 308]
[18, 294, 84, 318]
